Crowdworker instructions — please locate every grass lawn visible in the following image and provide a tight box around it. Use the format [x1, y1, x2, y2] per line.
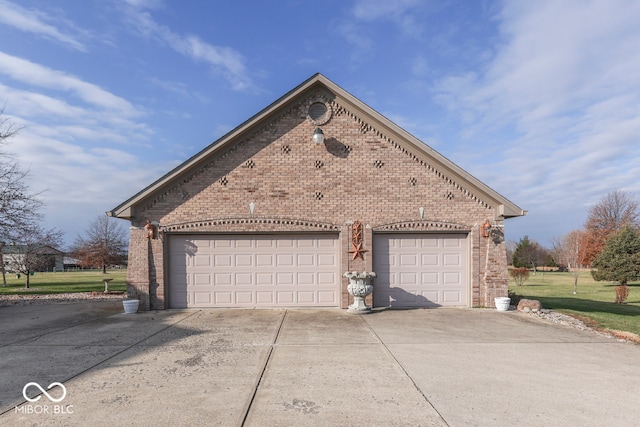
[509, 271, 640, 337]
[0, 270, 127, 294]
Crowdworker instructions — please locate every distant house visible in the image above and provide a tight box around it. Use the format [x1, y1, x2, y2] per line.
[2, 244, 65, 273]
[63, 256, 82, 271]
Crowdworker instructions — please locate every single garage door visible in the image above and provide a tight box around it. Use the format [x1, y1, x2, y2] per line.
[373, 233, 468, 308]
[168, 234, 340, 308]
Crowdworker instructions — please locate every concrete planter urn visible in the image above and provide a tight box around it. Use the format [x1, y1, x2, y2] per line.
[345, 271, 376, 314]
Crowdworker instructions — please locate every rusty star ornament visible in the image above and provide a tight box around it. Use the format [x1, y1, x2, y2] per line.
[348, 242, 368, 260]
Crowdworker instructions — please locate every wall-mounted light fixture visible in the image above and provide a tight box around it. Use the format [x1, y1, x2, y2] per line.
[312, 128, 324, 144]
[480, 220, 491, 238]
[144, 220, 159, 239]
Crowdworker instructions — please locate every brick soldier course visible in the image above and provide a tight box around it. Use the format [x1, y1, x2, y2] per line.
[109, 73, 525, 311]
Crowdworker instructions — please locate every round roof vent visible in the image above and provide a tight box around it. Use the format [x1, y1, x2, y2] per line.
[308, 101, 332, 125]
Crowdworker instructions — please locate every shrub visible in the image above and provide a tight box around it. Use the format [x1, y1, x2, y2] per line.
[508, 289, 523, 306]
[510, 267, 530, 286]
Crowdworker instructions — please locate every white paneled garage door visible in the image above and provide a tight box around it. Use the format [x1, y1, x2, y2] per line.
[168, 234, 340, 308]
[373, 233, 468, 308]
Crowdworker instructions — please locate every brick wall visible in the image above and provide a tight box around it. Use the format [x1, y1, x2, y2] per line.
[125, 88, 510, 310]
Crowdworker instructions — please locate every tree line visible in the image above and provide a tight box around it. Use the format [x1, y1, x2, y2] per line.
[509, 190, 640, 302]
[0, 114, 127, 287]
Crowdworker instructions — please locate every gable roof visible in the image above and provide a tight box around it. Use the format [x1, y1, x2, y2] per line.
[2, 244, 65, 256]
[108, 73, 525, 220]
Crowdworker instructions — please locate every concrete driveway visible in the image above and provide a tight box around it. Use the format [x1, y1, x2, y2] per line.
[1, 303, 638, 426]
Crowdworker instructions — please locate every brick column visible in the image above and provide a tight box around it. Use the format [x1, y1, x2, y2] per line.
[126, 227, 150, 310]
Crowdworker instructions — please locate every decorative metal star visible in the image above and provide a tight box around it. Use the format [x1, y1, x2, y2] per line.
[348, 242, 368, 260]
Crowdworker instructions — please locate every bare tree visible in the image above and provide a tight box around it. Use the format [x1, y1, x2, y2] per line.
[1, 112, 42, 238]
[583, 190, 640, 265]
[70, 215, 128, 274]
[4, 224, 64, 288]
[1, 111, 38, 286]
[552, 229, 586, 294]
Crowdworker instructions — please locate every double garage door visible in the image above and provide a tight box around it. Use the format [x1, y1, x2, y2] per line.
[168, 233, 468, 309]
[168, 234, 340, 308]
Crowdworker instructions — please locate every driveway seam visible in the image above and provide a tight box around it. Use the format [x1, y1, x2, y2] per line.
[361, 315, 451, 427]
[240, 309, 287, 427]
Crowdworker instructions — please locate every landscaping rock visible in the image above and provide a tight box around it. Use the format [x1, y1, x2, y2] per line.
[517, 298, 543, 312]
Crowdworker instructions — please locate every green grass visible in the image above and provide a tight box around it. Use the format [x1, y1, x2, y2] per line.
[0, 270, 127, 294]
[509, 271, 640, 337]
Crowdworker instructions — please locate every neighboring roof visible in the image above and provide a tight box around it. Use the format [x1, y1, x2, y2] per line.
[108, 73, 526, 220]
[2, 244, 65, 255]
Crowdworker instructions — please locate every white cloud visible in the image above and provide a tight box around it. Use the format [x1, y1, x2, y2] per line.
[0, 52, 140, 116]
[432, 0, 640, 243]
[352, 0, 423, 36]
[120, 1, 252, 91]
[0, 0, 87, 51]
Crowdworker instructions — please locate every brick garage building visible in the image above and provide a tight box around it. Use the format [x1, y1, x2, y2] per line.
[109, 74, 525, 311]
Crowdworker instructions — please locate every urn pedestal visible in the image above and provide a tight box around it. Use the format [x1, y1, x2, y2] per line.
[345, 272, 376, 314]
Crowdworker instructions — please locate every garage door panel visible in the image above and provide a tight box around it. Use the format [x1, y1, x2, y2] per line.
[276, 272, 294, 285]
[399, 254, 417, 266]
[194, 292, 211, 305]
[194, 255, 211, 267]
[443, 291, 462, 304]
[193, 273, 212, 286]
[296, 254, 314, 266]
[373, 233, 468, 308]
[234, 239, 252, 249]
[256, 239, 275, 248]
[169, 234, 339, 308]
[235, 254, 253, 267]
[399, 272, 418, 285]
[214, 254, 232, 266]
[256, 273, 273, 286]
[443, 239, 461, 248]
[276, 239, 294, 248]
[256, 292, 274, 304]
[296, 239, 314, 249]
[420, 290, 440, 303]
[213, 273, 232, 285]
[235, 273, 253, 285]
[317, 253, 335, 266]
[298, 292, 315, 304]
[421, 272, 439, 285]
[215, 239, 233, 249]
[214, 292, 232, 304]
[256, 254, 274, 266]
[296, 272, 315, 285]
[318, 291, 337, 304]
[422, 254, 438, 266]
[443, 253, 461, 266]
[276, 291, 295, 304]
[236, 292, 253, 304]
[443, 272, 461, 285]
[276, 254, 294, 266]
[318, 272, 336, 285]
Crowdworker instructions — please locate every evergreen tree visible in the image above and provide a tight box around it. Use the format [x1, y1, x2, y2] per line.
[591, 225, 640, 303]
